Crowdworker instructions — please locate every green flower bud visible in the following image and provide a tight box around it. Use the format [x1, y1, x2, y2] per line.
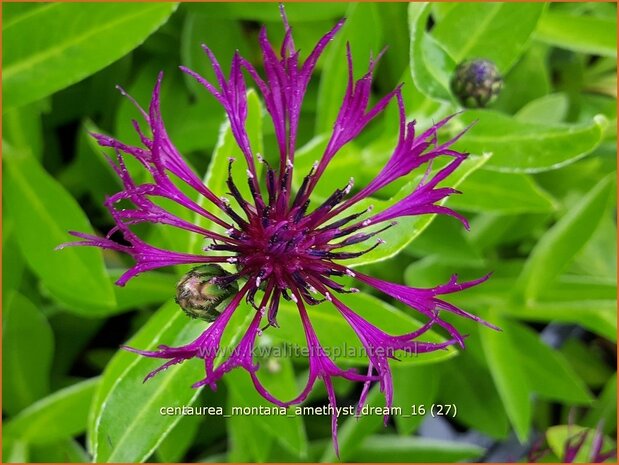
[176, 265, 238, 322]
[451, 59, 503, 108]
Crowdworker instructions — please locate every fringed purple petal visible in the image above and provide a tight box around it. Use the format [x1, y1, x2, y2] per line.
[286, 292, 378, 456]
[148, 73, 231, 205]
[311, 46, 398, 189]
[343, 107, 469, 213]
[103, 152, 235, 240]
[354, 271, 498, 332]
[328, 292, 455, 426]
[123, 283, 250, 382]
[192, 305, 263, 390]
[240, 16, 344, 168]
[180, 52, 258, 182]
[59, 226, 231, 286]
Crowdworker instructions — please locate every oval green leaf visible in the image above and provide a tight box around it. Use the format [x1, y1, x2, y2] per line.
[4, 3, 178, 108]
[4, 144, 116, 311]
[447, 169, 557, 214]
[90, 300, 253, 462]
[5, 377, 99, 445]
[408, 3, 455, 102]
[508, 322, 592, 404]
[480, 310, 532, 442]
[452, 110, 607, 173]
[226, 363, 308, 458]
[516, 174, 614, 300]
[535, 11, 617, 57]
[3, 292, 54, 416]
[91, 301, 205, 462]
[432, 3, 546, 73]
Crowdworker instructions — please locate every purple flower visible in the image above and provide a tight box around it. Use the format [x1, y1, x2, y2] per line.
[60, 7, 493, 454]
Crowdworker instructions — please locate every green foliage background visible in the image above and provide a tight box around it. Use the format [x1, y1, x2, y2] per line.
[2, 2, 617, 463]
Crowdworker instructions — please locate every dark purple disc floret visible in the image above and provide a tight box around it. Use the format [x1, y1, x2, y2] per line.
[60, 6, 495, 454]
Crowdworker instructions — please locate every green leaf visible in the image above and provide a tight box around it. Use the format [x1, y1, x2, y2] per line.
[516, 93, 570, 124]
[469, 213, 552, 252]
[3, 439, 29, 463]
[275, 292, 457, 366]
[583, 373, 617, 434]
[405, 215, 485, 267]
[181, 11, 251, 98]
[3, 3, 45, 22]
[560, 338, 614, 389]
[571, 210, 617, 280]
[316, 3, 382, 133]
[3, 101, 46, 160]
[508, 322, 592, 404]
[91, 301, 204, 462]
[43, 271, 175, 318]
[90, 299, 252, 462]
[448, 169, 557, 214]
[517, 175, 614, 300]
[227, 389, 274, 462]
[2, 221, 26, 307]
[483, 273, 615, 341]
[493, 44, 550, 114]
[4, 3, 178, 108]
[452, 110, 607, 173]
[408, 3, 455, 101]
[5, 378, 99, 445]
[2, 292, 54, 416]
[542, 275, 616, 304]
[110, 270, 178, 313]
[391, 364, 439, 435]
[507, 300, 617, 342]
[30, 439, 90, 463]
[376, 3, 410, 86]
[432, 3, 545, 73]
[535, 11, 617, 57]
[225, 361, 308, 458]
[480, 310, 531, 442]
[4, 144, 116, 312]
[154, 408, 202, 462]
[437, 345, 510, 439]
[350, 436, 485, 462]
[344, 153, 490, 267]
[431, 3, 458, 22]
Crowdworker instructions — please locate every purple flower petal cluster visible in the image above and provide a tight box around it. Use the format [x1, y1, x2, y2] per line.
[61, 8, 494, 453]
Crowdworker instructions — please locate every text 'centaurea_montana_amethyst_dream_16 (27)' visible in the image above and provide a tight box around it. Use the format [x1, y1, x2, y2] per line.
[59, 5, 498, 454]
